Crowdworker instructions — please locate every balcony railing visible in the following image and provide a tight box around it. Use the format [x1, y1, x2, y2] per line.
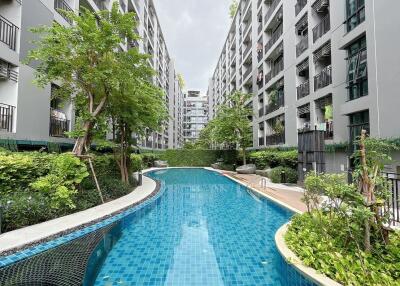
[258, 137, 265, 146]
[0, 103, 15, 133]
[265, 24, 283, 55]
[265, 95, 284, 114]
[0, 15, 19, 51]
[243, 66, 252, 79]
[313, 14, 330, 43]
[54, 0, 73, 24]
[296, 79, 310, 99]
[314, 65, 332, 91]
[50, 115, 70, 137]
[94, 0, 107, 10]
[266, 133, 285, 145]
[0, 64, 18, 82]
[243, 43, 252, 57]
[296, 35, 308, 57]
[265, 58, 284, 85]
[264, 0, 281, 25]
[295, 0, 307, 16]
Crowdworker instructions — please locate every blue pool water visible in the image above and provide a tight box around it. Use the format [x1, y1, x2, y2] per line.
[87, 168, 314, 286]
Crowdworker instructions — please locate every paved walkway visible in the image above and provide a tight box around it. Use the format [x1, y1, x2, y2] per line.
[222, 172, 308, 213]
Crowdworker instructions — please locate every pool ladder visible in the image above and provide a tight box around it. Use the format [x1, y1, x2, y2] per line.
[260, 177, 268, 189]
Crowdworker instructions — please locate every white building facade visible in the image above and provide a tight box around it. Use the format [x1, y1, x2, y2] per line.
[183, 90, 209, 143]
[0, 0, 183, 150]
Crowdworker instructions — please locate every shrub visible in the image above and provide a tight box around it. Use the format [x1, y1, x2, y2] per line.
[160, 149, 238, 167]
[130, 154, 143, 172]
[269, 167, 298, 183]
[249, 149, 297, 169]
[141, 153, 162, 167]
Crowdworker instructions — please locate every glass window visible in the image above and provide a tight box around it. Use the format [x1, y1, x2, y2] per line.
[349, 110, 370, 149]
[346, 0, 365, 32]
[347, 37, 368, 100]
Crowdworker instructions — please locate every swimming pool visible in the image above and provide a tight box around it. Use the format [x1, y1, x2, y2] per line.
[0, 168, 315, 285]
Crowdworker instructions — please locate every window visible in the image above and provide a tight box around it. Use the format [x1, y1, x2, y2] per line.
[346, 0, 365, 32]
[347, 37, 368, 100]
[348, 110, 369, 150]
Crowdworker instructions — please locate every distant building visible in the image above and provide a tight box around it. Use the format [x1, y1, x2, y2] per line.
[183, 91, 209, 143]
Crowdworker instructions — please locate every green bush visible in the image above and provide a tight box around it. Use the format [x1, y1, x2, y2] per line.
[249, 149, 297, 169]
[160, 149, 238, 167]
[130, 154, 143, 172]
[141, 153, 162, 167]
[269, 167, 298, 183]
[286, 214, 400, 285]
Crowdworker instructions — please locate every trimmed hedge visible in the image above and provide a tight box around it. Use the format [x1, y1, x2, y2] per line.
[153, 149, 238, 167]
[249, 149, 297, 169]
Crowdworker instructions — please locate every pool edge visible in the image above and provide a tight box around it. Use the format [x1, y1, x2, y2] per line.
[275, 223, 343, 286]
[0, 170, 159, 257]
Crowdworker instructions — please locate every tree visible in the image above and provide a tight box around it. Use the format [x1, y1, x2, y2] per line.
[229, 0, 239, 19]
[27, 3, 142, 156]
[204, 92, 253, 165]
[177, 73, 185, 89]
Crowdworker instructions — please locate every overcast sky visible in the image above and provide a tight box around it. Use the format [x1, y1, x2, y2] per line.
[154, 0, 232, 94]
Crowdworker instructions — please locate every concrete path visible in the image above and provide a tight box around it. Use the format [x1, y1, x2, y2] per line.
[223, 171, 308, 213]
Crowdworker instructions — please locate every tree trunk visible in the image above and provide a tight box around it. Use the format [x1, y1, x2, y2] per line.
[119, 123, 130, 184]
[242, 147, 246, 165]
[359, 129, 372, 252]
[72, 121, 93, 156]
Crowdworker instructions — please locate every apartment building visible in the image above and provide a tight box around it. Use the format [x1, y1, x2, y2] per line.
[208, 0, 400, 173]
[0, 0, 183, 150]
[183, 90, 209, 143]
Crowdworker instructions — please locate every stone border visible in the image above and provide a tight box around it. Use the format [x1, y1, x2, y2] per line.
[0, 170, 159, 256]
[275, 223, 343, 286]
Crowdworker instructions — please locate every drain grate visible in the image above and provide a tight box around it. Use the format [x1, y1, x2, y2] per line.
[0, 223, 119, 286]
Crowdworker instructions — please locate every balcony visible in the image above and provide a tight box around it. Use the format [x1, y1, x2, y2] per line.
[243, 66, 252, 80]
[93, 0, 107, 10]
[243, 43, 252, 57]
[314, 65, 332, 91]
[264, 24, 283, 55]
[264, 0, 281, 25]
[313, 14, 330, 43]
[0, 64, 18, 82]
[0, 15, 19, 51]
[50, 113, 70, 137]
[54, 0, 74, 24]
[265, 58, 284, 85]
[258, 107, 264, 117]
[295, 0, 307, 16]
[0, 103, 15, 133]
[266, 133, 285, 145]
[296, 80, 310, 99]
[265, 94, 284, 114]
[258, 137, 265, 146]
[325, 121, 333, 140]
[296, 35, 308, 57]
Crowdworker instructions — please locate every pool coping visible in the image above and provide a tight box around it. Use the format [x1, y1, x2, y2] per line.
[0, 170, 159, 257]
[275, 223, 343, 286]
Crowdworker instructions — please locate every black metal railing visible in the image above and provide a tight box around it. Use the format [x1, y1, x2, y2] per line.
[0, 103, 15, 132]
[314, 65, 332, 91]
[296, 79, 310, 99]
[265, 0, 281, 25]
[296, 35, 308, 57]
[265, 95, 284, 114]
[266, 133, 285, 145]
[295, 0, 307, 16]
[54, 0, 73, 24]
[0, 15, 19, 51]
[265, 58, 284, 85]
[50, 116, 70, 137]
[0, 64, 18, 82]
[313, 14, 330, 43]
[265, 24, 283, 55]
[382, 173, 400, 226]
